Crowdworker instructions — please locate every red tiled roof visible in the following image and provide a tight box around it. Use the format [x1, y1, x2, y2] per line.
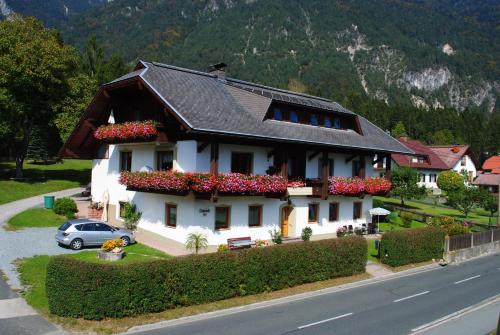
[429, 145, 470, 169]
[472, 173, 500, 186]
[483, 156, 500, 172]
[392, 137, 449, 170]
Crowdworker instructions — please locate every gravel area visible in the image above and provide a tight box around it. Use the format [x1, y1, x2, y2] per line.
[0, 188, 85, 289]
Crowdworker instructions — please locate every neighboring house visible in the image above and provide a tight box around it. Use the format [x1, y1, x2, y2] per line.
[482, 156, 500, 174]
[390, 137, 449, 190]
[428, 145, 478, 184]
[374, 138, 479, 193]
[472, 155, 500, 194]
[61, 61, 411, 247]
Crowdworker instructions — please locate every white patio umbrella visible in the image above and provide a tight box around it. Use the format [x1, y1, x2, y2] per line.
[369, 207, 391, 233]
[101, 190, 109, 222]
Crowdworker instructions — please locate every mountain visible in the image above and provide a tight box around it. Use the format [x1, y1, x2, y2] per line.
[3, 0, 499, 113]
[0, 0, 106, 27]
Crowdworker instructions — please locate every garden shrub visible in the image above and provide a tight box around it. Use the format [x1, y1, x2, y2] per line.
[380, 227, 445, 267]
[53, 197, 77, 218]
[399, 211, 414, 228]
[46, 236, 367, 319]
[301, 227, 313, 241]
[443, 223, 469, 236]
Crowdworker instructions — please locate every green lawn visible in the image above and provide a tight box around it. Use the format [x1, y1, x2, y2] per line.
[379, 220, 427, 232]
[374, 196, 498, 226]
[17, 243, 170, 313]
[367, 239, 379, 262]
[0, 160, 91, 204]
[7, 208, 66, 230]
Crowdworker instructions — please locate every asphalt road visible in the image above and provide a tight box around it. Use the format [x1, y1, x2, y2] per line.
[131, 253, 500, 335]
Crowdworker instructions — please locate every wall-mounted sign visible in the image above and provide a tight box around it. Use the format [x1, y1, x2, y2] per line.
[199, 208, 210, 216]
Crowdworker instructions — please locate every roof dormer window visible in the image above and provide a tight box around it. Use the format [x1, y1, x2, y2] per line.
[290, 111, 299, 123]
[273, 108, 283, 121]
[333, 117, 342, 129]
[324, 116, 332, 128]
[310, 114, 319, 126]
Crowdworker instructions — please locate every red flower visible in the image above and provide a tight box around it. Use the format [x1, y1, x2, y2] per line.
[364, 177, 392, 195]
[94, 121, 158, 142]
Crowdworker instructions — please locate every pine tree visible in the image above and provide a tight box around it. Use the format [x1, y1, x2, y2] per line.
[26, 124, 50, 163]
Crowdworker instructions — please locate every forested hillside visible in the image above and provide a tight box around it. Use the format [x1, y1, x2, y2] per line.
[1, 0, 498, 159]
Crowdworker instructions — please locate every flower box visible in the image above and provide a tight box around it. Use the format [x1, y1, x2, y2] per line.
[94, 121, 158, 142]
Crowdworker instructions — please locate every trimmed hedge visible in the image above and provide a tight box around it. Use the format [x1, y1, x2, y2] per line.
[379, 227, 445, 267]
[46, 236, 366, 319]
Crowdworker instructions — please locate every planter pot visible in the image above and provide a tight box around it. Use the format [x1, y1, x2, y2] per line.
[88, 207, 103, 219]
[97, 250, 125, 261]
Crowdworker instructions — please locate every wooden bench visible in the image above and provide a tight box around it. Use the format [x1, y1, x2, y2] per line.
[227, 237, 252, 250]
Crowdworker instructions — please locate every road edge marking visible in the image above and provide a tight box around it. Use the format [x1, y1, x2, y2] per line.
[411, 294, 500, 333]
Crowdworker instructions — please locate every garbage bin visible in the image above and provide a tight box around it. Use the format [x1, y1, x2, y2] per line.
[44, 196, 55, 209]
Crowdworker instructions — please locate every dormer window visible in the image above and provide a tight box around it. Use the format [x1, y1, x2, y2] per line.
[273, 108, 283, 121]
[310, 114, 319, 126]
[290, 111, 299, 123]
[324, 116, 332, 128]
[333, 117, 342, 129]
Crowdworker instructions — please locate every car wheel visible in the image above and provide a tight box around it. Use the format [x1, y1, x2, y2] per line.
[70, 238, 83, 250]
[121, 236, 130, 246]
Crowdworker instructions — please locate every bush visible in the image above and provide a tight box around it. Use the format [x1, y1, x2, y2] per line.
[269, 227, 282, 244]
[399, 212, 414, 228]
[379, 227, 445, 267]
[121, 202, 141, 230]
[443, 223, 469, 236]
[46, 236, 367, 319]
[301, 227, 313, 241]
[217, 244, 229, 253]
[53, 198, 77, 218]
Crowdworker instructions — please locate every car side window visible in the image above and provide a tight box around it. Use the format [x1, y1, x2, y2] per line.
[81, 223, 95, 231]
[74, 225, 83, 231]
[95, 223, 112, 232]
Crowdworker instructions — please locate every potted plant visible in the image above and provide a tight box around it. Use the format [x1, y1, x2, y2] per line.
[122, 202, 142, 231]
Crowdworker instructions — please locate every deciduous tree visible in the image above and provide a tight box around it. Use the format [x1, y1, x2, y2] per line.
[391, 167, 426, 206]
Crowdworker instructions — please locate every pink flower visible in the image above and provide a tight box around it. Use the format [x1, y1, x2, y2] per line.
[94, 121, 158, 142]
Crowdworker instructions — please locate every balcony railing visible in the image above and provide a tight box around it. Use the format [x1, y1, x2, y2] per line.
[120, 171, 391, 198]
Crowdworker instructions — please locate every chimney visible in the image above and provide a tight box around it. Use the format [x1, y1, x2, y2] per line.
[208, 62, 227, 80]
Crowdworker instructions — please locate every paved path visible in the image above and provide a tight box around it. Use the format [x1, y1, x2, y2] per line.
[0, 276, 65, 335]
[0, 188, 85, 289]
[0, 187, 84, 227]
[127, 253, 500, 335]
[365, 261, 394, 278]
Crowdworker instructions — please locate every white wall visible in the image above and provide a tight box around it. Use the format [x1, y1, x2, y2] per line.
[451, 155, 477, 183]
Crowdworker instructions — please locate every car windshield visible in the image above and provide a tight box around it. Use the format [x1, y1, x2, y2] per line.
[58, 222, 72, 231]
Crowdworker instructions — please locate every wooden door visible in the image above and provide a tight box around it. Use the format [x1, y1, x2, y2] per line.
[281, 206, 291, 237]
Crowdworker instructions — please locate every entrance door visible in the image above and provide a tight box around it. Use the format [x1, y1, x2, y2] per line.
[281, 206, 292, 237]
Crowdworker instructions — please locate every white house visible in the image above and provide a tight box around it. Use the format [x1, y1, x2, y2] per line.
[61, 61, 412, 247]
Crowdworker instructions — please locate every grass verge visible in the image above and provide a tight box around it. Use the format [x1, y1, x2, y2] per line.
[6, 208, 66, 230]
[0, 160, 91, 205]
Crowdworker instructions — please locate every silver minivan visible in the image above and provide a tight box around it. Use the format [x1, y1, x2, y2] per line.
[55, 219, 135, 250]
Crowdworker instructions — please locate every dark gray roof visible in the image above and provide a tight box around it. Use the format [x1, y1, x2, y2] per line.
[108, 61, 412, 154]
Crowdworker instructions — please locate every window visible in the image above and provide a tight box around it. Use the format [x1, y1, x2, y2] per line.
[95, 223, 112, 231]
[120, 151, 132, 172]
[333, 117, 342, 129]
[308, 203, 319, 223]
[119, 201, 127, 219]
[289, 111, 299, 123]
[248, 205, 262, 227]
[329, 203, 339, 222]
[310, 114, 319, 126]
[82, 223, 95, 231]
[317, 158, 335, 178]
[215, 206, 230, 230]
[231, 152, 253, 175]
[353, 202, 362, 220]
[417, 156, 425, 164]
[352, 160, 361, 178]
[273, 108, 283, 120]
[157, 150, 173, 171]
[419, 173, 426, 183]
[324, 116, 332, 128]
[461, 156, 466, 166]
[429, 174, 437, 182]
[165, 204, 177, 227]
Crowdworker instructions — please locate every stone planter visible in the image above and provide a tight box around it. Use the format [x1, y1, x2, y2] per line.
[97, 250, 124, 261]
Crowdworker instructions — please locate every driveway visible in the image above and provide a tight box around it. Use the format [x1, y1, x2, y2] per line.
[0, 188, 84, 289]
